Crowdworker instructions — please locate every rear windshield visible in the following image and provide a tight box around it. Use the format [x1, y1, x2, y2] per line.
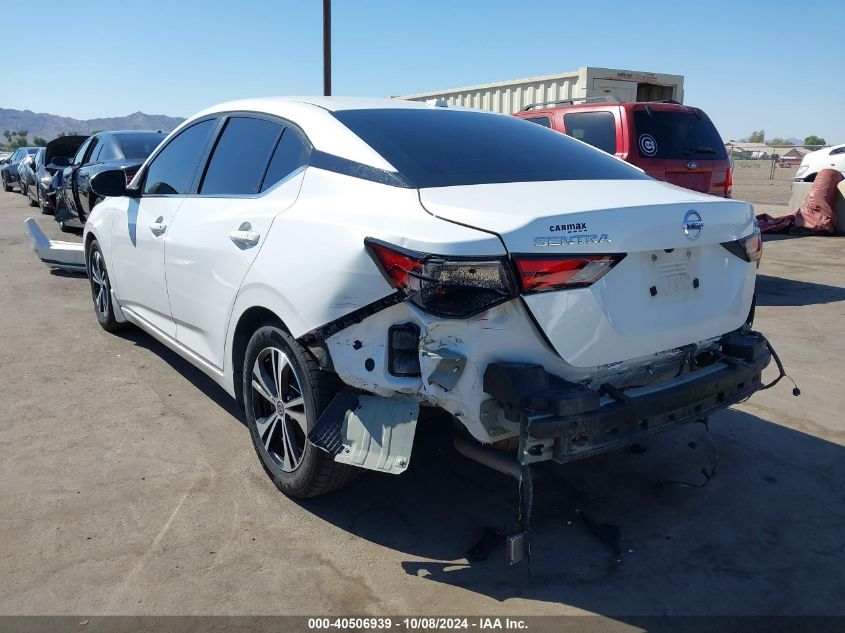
[633, 109, 727, 160]
[333, 109, 647, 188]
[115, 132, 166, 160]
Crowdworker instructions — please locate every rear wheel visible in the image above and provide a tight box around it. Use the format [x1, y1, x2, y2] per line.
[26, 184, 38, 207]
[87, 240, 122, 332]
[38, 188, 51, 215]
[243, 325, 357, 498]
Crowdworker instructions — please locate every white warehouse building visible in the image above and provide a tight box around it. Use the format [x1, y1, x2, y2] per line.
[399, 66, 685, 113]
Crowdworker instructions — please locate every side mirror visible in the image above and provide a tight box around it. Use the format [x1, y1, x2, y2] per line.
[90, 169, 126, 198]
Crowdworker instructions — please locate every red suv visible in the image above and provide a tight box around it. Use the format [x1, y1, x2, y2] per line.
[514, 100, 731, 197]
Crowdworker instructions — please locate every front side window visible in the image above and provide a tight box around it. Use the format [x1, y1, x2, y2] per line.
[563, 112, 617, 154]
[200, 117, 283, 195]
[143, 119, 216, 195]
[333, 109, 645, 188]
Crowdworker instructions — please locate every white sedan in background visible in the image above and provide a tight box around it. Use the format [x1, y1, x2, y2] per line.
[795, 143, 845, 181]
[83, 96, 772, 505]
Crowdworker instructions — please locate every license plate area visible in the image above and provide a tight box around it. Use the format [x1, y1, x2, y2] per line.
[650, 249, 696, 297]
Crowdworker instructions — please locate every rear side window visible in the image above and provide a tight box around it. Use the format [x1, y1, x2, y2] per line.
[633, 110, 728, 160]
[72, 140, 91, 166]
[144, 119, 215, 195]
[261, 128, 310, 191]
[563, 112, 617, 154]
[200, 117, 283, 195]
[523, 116, 552, 128]
[115, 133, 166, 160]
[333, 109, 646, 188]
[96, 138, 121, 162]
[83, 138, 101, 164]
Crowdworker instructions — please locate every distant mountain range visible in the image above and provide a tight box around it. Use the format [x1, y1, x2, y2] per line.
[0, 108, 184, 144]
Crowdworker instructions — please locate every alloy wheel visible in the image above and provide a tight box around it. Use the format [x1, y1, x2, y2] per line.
[250, 347, 308, 472]
[89, 250, 110, 319]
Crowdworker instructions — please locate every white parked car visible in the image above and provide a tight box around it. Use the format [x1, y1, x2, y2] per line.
[794, 143, 845, 181]
[84, 97, 772, 502]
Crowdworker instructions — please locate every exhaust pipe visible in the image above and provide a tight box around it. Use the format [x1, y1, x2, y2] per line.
[454, 434, 521, 480]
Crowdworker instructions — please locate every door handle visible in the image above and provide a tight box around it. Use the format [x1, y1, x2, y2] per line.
[229, 222, 260, 247]
[229, 230, 260, 247]
[149, 217, 167, 236]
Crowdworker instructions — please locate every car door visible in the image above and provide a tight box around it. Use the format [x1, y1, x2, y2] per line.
[164, 115, 310, 371]
[109, 118, 218, 339]
[65, 138, 93, 217]
[69, 136, 100, 215]
[75, 137, 103, 220]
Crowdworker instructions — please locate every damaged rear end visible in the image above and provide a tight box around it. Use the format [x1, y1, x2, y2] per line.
[316, 178, 770, 475]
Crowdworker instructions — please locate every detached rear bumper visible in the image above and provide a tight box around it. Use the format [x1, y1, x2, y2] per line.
[24, 217, 86, 273]
[482, 330, 771, 464]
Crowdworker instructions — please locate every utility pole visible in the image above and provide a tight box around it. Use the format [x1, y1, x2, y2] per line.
[323, 0, 331, 96]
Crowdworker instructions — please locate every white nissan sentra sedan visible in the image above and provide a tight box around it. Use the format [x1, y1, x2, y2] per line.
[84, 97, 773, 500]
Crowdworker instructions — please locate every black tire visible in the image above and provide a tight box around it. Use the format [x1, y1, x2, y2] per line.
[87, 240, 123, 332]
[60, 222, 73, 233]
[243, 325, 358, 498]
[1, 174, 10, 192]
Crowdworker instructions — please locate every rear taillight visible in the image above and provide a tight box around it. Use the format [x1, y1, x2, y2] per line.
[721, 226, 762, 264]
[513, 255, 626, 293]
[725, 166, 733, 198]
[365, 239, 516, 318]
[124, 166, 140, 186]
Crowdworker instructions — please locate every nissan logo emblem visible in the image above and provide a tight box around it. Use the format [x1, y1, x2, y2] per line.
[683, 210, 703, 240]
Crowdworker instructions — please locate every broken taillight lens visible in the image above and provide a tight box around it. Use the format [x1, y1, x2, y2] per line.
[721, 226, 762, 264]
[513, 255, 626, 293]
[365, 239, 516, 318]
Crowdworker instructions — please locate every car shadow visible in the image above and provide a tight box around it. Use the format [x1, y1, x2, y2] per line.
[113, 327, 246, 425]
[300, 408, 845, 615]
[756, 274, 845, 306]
[107, 325, 844, 615]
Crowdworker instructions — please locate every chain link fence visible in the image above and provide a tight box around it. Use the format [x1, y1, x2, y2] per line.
[727, 144, 826, 207]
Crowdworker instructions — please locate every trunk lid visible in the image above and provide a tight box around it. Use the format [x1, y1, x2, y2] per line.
[420, 179, 757, 367]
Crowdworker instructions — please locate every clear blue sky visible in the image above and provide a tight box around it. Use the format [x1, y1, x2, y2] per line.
[10, 0, 844, 143]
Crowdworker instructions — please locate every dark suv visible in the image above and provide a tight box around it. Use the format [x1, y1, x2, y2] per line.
[514, 100, 731, 197]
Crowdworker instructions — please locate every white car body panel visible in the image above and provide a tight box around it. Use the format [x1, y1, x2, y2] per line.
[166, 170, 306, 371]
[420, 179, 756, 366]
[110, 196, 183, 338]
[795, 143, 845, 180]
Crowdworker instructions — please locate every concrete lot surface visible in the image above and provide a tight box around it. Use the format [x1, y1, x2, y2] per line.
[0, 189, 843, 619]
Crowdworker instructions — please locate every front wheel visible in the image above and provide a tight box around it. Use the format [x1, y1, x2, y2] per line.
[243, 326, 358, 498]
[2, 174, 10, 192]
[87, 240, 123, 331]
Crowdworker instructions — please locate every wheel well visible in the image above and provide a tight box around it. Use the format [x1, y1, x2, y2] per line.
[83, 232, 97, 262]
[231, 307, 287, 409]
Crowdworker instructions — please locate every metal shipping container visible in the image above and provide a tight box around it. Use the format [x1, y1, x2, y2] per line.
[398, 66, 684, 113]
